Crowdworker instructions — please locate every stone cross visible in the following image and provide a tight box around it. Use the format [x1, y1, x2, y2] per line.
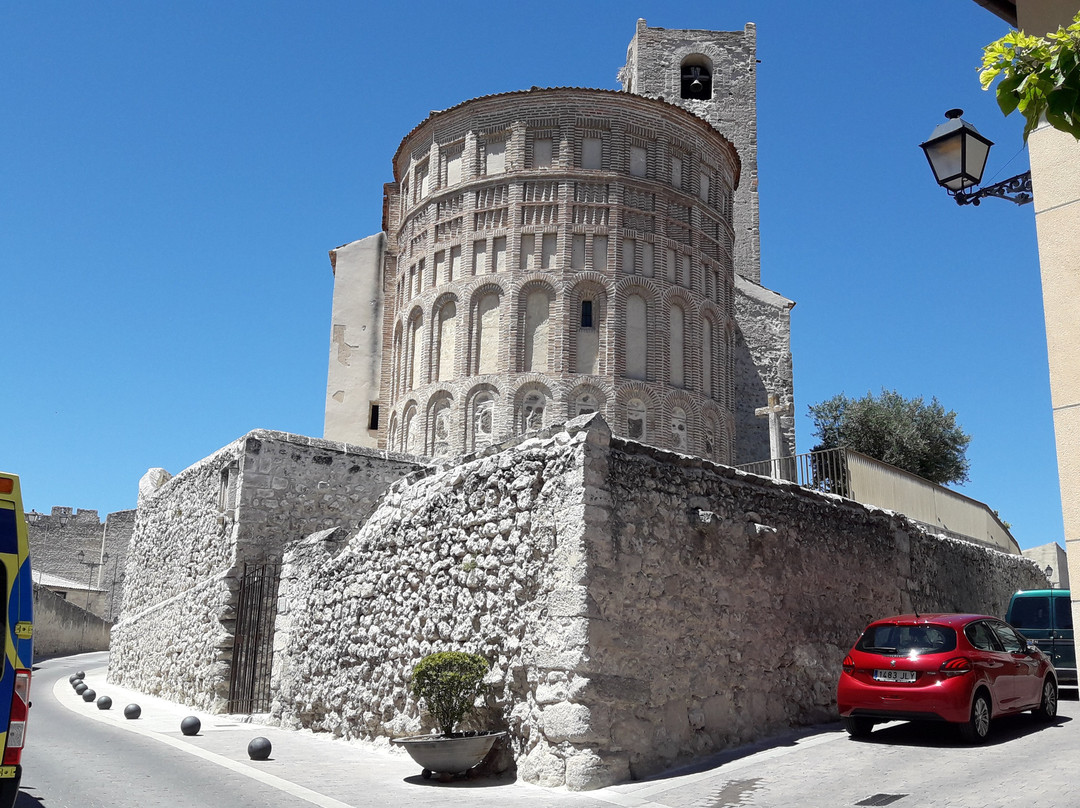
[755, 393, 793, 480]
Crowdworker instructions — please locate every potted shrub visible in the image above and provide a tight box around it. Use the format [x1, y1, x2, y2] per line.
[391, 651, 506, 779]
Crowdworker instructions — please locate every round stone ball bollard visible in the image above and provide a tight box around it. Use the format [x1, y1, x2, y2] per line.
[71, 678, 83, 690]
[81, 689, 97, 703]
[69, 674, 81, 684]
[96, 695, 112, 710]
[75, 670, 85, 679]
[247, 737, 272, 761]
[74, 682, 88, 695]
[124, 704, 142, 720]
[180, 716, 201, 736]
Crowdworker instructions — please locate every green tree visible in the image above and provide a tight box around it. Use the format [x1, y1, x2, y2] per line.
[980, 11, 1080, 141]
[808, 389, 972, 486]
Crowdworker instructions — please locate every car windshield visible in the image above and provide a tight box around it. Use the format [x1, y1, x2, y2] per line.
[856, 624, 957, 656]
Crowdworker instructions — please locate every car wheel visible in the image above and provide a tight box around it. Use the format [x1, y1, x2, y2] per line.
[959, 692, 991, 743]
[1034, 678, 1058, 722]
[841, 717, 874, 738]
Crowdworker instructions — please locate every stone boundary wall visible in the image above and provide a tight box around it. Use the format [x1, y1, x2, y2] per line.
[271, 423, 589, 759]
[109, 430, 422, 708]
[26, 507, 135, 621]
[32, 584, 110, 658]
[583, 429, 1045, 783]
[267, 415, 1045, 790]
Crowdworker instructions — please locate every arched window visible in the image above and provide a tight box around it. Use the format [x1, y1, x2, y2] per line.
[403, 405, 420, 455]
[435, 301, 457, 382]
[472, 392, 495, 451]
[626, 294, 648, 380]
[627, 398, 647, 440]
[671, 406, 688, 451]
[680, 55, 713, 100]
[703, 415, 717, 460]
[703, 318, 713, 400]
[431, 399, 452, 458]
[475, 292, 500, 374]
[575, 391, 598, 417]
[523, 289, 551, 372]
[669, 303, 685, 388]
[521, 390, 546, 433]
[576, 293, 600, 375]
[408, 315, 424, 390]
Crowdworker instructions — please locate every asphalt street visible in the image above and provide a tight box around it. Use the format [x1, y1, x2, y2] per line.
[29, 652, 1080, 808]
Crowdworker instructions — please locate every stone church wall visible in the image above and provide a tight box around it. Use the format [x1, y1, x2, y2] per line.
[733, 275, 796, 464]
[264, 416, 1044, 789]
[108, 430, 421, 710]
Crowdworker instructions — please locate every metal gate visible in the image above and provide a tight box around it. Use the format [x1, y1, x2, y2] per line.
[227, 561, 281, 714]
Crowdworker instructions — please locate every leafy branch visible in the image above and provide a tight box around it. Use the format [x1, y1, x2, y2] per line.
[980, 11, 1080, 141]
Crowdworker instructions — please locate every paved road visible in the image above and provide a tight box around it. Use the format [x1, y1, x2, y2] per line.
[29, 653, 1080, 808]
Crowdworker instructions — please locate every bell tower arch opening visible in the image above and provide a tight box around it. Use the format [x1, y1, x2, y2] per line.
[680, 55, 713, 101]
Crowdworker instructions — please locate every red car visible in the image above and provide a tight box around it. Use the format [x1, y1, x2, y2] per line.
[837, 613, 1057, 742]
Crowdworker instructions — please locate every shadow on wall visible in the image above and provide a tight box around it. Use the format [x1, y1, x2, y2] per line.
[32, 584, 110, 658]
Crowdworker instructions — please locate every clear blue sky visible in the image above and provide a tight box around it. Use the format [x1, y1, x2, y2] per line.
[2, 2, 1062, 550]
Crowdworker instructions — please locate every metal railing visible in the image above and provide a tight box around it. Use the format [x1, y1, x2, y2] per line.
[736, 448, 1020, 555]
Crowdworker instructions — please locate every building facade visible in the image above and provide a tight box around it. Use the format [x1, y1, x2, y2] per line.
[324, 22, 796, 466]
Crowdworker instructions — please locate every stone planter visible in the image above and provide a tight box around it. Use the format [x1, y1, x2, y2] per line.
[391, 731, 506, 778]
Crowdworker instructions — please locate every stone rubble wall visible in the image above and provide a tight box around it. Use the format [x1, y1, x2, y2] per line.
[270, 423, 591, 771]
[581, 433, 1046, 783]
[268, 415, 1045, 790]
[109, 429, 421, 707]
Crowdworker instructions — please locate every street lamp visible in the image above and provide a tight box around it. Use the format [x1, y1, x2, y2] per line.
[920, 109, 1032, 206]
[76, 550, 109, 613]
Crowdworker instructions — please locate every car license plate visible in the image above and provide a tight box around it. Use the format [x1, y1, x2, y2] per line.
[873, 669, 916, 682]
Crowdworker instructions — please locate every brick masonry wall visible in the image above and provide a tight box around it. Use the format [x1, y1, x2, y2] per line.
[264, 416, 1045, 789]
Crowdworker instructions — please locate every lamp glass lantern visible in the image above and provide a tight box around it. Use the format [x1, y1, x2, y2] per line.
[920, 109, 993, 192]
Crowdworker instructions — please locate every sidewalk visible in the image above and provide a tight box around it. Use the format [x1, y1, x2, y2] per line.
[48, 653, 874, 808]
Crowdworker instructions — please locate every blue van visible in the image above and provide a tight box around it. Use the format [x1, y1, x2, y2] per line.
[1006, 589, 1076, 689]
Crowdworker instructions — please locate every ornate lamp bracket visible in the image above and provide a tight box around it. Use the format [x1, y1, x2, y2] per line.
[952, 171, 1033, 206]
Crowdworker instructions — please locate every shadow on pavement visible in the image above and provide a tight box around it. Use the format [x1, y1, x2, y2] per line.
[15, 787, 45, 808]
[849, 712, 1072, 748]
[401, 772, 520, 788]
[616, 721, 843, 785]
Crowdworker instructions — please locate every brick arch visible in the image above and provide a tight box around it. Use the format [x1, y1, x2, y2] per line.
[511, 380, 555, 435]
[468, 283, 504, 376]
[565, 382, 609, 420]
[464, 383, 501, 453]
[567, 277, 611, 377]
[515, 280, 557, 374]
[425, 390, 455, 459]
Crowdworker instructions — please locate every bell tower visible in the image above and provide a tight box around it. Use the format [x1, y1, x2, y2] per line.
[621, 20, 794, 468]
[620, 19, 759, 285]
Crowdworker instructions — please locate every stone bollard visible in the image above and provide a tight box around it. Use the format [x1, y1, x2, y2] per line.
[247, 737, 272, 760]
[180, 716, 201, 736]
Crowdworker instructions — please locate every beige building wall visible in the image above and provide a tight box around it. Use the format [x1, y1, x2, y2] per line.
[325, 234, 385, 448]
[1001, 0, 1080, 631]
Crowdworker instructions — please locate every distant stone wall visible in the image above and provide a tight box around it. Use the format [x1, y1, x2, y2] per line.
[267, 415, 1045, 789]
[32, 584, 110, 658]
[109, 430, 421, 709]
[26, 506, 134, 620]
